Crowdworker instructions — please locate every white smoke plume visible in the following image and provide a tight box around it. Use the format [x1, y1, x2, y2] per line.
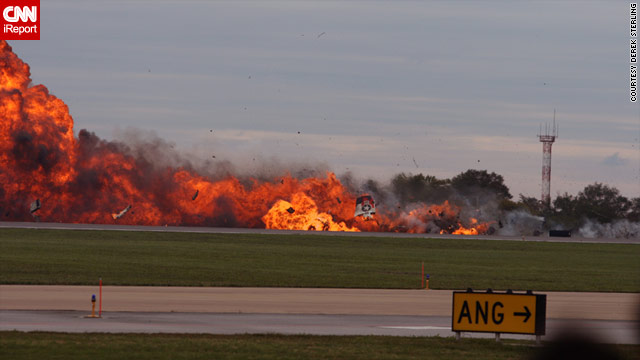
[578, 219, 640, 239]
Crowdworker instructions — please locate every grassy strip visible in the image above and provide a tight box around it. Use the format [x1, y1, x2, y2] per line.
[1, 332, 638, 360]
[0, 228, 638, 291]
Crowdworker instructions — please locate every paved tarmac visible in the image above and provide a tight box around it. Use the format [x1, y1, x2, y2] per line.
[1, 310, 638, 344]
[1, 221, 638, 244]
[1, 286, 638, 344]
[1, 286, 638, 321]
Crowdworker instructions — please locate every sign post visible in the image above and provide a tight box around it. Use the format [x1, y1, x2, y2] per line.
[452, 289, 546, 341]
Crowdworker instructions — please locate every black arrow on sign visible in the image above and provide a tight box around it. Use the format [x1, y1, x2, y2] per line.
[513, 306, 531, 323]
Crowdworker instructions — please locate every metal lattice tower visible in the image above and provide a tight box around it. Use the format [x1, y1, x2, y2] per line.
[538, 110, 558, 207]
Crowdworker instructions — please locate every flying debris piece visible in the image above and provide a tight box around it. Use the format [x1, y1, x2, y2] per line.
[29, 199, 41, 213]
[317, 32, 326, 38]
[412, 157, 419, 168]
[192, 189, 199, 201]
[112, 205, 132, 220]
[287, 207, 295, 214]
[336, 197, 341, 204]
[316, 217, 330, 231]
[354, 194, 376, 219]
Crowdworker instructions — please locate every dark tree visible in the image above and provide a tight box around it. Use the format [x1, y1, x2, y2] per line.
[627, 197, 640, 222]
[517, 195, 544, 216]
[550, 192, 580, 228]
[450, 169, 512, 200]
[391, 173, 451, 204]
[576, 183, 630, 224]
[550, 183, 632, 228]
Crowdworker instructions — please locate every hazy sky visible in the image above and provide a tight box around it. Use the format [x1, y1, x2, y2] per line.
[10, 0, 640, 198]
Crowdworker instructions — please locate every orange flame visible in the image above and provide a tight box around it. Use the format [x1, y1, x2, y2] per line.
[262, 192, 358, 231]
[0, 40, 493, 235]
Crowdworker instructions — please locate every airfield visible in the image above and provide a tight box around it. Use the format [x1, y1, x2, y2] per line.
[1, 286, 639, 344]
[1, 222, 639, 347]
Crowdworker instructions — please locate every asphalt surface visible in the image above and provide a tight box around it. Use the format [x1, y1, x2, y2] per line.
[1, 221, 638, 244]
[2, 310, 638, 344]
[1, 286, 639, 343]
[2, 286, 639, 321]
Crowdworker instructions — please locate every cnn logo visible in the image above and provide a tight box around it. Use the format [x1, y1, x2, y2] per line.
[1, 0, 40, 40]
[3, 6, 37, 22]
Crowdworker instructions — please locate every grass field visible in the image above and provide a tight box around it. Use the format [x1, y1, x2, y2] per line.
[0, 228, 638, 291]
[1, 332, 638, 360]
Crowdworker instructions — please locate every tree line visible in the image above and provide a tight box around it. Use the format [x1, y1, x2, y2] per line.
[384, 170, 639, 229]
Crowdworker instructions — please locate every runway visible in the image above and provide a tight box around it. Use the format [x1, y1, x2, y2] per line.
[1, 221, 638, 244]
[1, 286, 638, 343]
[1, 223, 638, 343]
[2, 311, 638, 344]
[2, 286, 638, 320]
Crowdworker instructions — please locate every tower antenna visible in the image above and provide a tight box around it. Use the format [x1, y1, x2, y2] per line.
[538, 110, 558, 207]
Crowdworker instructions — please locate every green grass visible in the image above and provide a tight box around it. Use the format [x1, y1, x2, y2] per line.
[1, 332, 638, 360]
[0, 228, 638, 291]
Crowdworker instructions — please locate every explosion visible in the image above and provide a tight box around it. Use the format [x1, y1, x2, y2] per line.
[0, 40, 492, 234]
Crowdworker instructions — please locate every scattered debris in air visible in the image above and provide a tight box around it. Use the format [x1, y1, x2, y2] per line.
[317, 32, 325, 38]
[287, 207, 295, 214]
[192, 190, 199, 201]
[112, 205, 132, 220]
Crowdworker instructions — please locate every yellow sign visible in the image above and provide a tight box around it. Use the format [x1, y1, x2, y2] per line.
[452, 291, 546, 335]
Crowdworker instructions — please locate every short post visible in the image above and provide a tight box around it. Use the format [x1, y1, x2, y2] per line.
[495, 333, 501, 342]
[455, 331, 461, 341]
[536, 335, 542, 345]
[425, 274, 430, 290]
[421, 262, 424, 288]
[91, 294, 96, 317]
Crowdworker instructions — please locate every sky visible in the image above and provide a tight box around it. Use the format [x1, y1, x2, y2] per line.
[10, 0, 640, 199]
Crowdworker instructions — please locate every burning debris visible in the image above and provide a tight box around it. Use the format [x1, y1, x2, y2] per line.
[29, 199, 41, 222]
[354, 195, 376, 219]
[111, 205, 132, 220]
[262, 193, 358, 232]
[1, 40, 605, 237]
[29, 199, 40, 213]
